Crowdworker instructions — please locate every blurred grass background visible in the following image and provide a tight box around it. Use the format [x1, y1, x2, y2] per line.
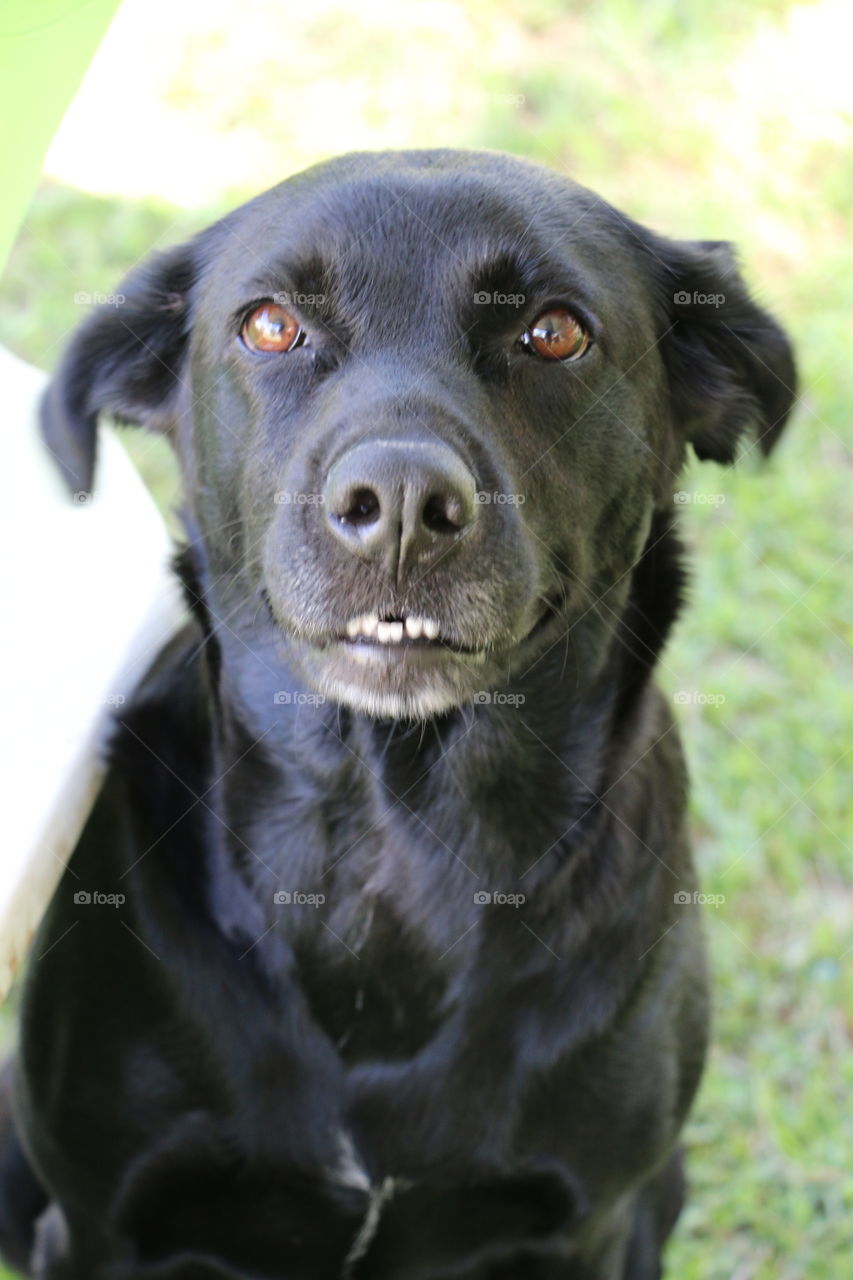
[1, 0, 850, 1275]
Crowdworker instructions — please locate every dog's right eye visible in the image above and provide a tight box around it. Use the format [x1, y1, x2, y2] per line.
[521, 308, 590, 362]
[241, 302, 305, 353]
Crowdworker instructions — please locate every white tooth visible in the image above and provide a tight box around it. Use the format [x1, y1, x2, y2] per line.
[377, 621, 393, 643]
[361, 615, 378, 636]
[423, 619, 440, 640]
[405, 616, 423, 639]
[388, 621, 404, 643]
[346, 617, 360, 637]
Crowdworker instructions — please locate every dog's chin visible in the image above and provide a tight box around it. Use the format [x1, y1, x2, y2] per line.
[287, 637, 491, 720]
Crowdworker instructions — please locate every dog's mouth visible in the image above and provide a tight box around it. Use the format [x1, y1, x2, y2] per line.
[264, 591, 563, 718]
[339, 612, 480, 654]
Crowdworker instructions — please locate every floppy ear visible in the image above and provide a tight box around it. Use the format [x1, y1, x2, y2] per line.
[40, 238, 204, 495]
[640, 233, 796, 464]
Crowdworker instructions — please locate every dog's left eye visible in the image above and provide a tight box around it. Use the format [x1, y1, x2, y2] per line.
[521, 308, 590, 361]
[241, 302, 305, 353]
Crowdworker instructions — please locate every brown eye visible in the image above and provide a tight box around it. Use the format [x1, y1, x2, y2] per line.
[241, 302, 303, 353]
[524, 308, 590, 361]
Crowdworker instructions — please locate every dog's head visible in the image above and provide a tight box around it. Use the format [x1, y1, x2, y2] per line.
[42, 150, 795, 719]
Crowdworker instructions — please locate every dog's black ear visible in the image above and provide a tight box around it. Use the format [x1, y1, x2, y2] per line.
[639, 232, 796, 464]
[40, 237, 204, 495]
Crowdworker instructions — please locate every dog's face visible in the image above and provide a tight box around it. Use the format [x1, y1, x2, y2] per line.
[43, 150, 794, 719]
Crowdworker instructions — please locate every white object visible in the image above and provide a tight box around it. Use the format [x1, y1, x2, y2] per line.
[0, 346, 186, 997]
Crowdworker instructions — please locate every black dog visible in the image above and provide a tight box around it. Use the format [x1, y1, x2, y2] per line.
[1, 150, 795, 1278]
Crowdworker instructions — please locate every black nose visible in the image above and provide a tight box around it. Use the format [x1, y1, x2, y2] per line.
[323, 438, 478, 579]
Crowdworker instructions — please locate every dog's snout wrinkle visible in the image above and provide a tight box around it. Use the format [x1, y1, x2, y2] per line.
[323, 438, 477, 582]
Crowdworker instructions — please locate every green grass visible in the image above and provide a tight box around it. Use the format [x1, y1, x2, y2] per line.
[1, 1, 850, 1275]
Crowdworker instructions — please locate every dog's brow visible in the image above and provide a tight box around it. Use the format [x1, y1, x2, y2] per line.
[240, 252, 330, 301]
[460, 244, 599, 310]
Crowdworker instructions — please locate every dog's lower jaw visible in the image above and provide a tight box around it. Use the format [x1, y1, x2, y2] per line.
[269, 593, 567, 720]
[287, 637, 492, 720]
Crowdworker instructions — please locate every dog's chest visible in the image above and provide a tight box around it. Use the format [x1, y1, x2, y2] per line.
[278, 807, 525, 1063]
[293, 898, 450, 1061]
[239, 744, 577, 1079]
[290, 841, 478, 1061]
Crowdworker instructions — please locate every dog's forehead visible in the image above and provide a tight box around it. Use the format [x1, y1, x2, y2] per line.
[209, 150, 623, 297]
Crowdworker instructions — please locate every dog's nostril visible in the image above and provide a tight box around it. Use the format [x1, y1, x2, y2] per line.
[422, 492, 464, 535]
[339, 487, 381, 526]
[322, 438, 478, 575]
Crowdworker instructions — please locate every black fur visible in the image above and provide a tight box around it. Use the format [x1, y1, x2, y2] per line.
[4, 150, 794, 1278]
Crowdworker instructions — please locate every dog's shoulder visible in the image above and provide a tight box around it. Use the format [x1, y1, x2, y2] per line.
[106, 620, 214, 796]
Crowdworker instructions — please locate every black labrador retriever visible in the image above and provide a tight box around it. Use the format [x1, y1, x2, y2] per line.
[1, 150, 795, 1278]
